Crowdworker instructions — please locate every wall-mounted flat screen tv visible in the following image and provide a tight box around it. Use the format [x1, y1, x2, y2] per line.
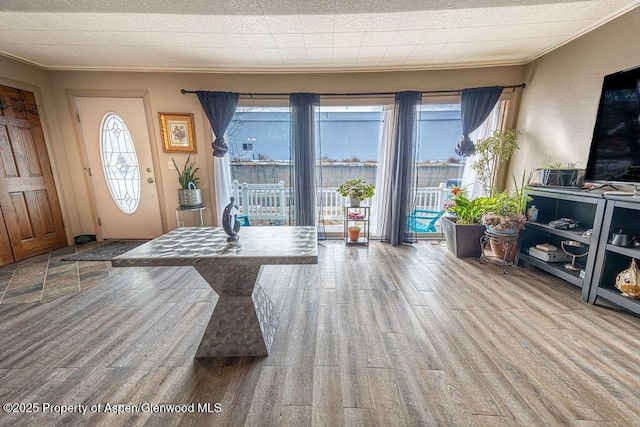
[585, 64, 640, 184]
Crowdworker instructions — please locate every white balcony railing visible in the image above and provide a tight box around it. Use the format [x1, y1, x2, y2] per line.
[231, 180, 450, 227]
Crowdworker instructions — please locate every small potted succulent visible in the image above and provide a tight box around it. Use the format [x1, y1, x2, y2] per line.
[173, 154, 202, 207]
[337, 178, 375, 207]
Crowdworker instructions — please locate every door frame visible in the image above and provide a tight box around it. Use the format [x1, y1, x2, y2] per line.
[0, 76, 73, 246]
[67, 90, 168, 240]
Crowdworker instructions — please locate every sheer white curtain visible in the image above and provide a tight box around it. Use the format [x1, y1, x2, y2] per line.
[214, 156, 232, 226]
[460, 100, 507, 198]
[372, 105, 397, 237]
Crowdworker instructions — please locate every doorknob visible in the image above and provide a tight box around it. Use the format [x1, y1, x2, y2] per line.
[147, 178, 155, 183]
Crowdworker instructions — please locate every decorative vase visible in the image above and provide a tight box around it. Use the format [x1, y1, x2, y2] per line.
[441, 217, 486, 258]
[489, 237, 519, 262]
[349, 196, 361, 207]
[178, 188, 202, 207]
[348, 227, 361, 242]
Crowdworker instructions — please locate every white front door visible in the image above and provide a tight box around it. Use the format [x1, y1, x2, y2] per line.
[76, 97, 163, 239]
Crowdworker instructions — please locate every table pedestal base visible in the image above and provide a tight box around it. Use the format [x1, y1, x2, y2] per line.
[194, 265, 279, 357]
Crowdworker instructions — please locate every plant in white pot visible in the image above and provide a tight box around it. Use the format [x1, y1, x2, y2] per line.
[337, 178, 375, 207]
[172, 154, 202, 207]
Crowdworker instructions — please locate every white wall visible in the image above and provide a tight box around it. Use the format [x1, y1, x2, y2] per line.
[510, 8, 640, 182]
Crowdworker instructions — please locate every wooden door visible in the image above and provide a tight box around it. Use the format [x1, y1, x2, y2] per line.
[0, 84, 66, 263]
[76, 97, 163, 239]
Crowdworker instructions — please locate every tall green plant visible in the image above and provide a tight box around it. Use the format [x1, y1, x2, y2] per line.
[483, 171, 531, 216]
[172, 154, 200, 189]
[471, 129, 520, 197]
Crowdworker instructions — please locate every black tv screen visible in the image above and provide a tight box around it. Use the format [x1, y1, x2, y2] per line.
[585, 64, 640, 183]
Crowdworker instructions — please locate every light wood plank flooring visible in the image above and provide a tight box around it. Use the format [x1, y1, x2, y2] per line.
[0, 240, 639, 426]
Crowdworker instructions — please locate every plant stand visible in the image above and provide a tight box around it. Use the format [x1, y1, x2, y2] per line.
[479, 230, 519, 274]
[176, 205, 206, 227]
[345, 206, 370, 246]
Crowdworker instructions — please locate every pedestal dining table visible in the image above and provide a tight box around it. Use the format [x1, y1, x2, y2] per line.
[112, 226, 318, 357]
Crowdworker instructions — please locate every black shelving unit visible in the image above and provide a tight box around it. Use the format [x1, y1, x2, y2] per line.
[589, 196, 640, 315]
[516, 187, 607, 301]
[345, 205, 370, 246]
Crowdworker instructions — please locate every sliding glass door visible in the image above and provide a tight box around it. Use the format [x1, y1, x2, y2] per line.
[224, 99, 508, 238]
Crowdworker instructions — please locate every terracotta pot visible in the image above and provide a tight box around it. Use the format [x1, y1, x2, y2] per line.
[348, 227, 361, 242]
[489, 236, 518, 262]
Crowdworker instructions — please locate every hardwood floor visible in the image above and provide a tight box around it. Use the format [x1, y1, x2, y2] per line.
[1, 240, 639, 426]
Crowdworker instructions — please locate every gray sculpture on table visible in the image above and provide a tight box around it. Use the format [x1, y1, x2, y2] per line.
[222, 197, 242, 242]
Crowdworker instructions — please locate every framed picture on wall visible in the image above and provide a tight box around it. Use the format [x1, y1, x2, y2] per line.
[159, 112, 197, 153]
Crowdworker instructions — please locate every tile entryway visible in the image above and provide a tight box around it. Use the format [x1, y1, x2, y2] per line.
[0, 242, 118, 304]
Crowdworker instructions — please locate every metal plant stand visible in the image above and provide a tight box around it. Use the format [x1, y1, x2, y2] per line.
[479, 230, 519, 274]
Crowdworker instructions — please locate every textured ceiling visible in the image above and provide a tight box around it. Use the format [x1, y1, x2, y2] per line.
[0, 0, 638, 72]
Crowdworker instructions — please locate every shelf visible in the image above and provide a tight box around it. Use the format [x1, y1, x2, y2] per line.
[346, 237, 368, 246]
[518, 253, 584, 288]
[596, 287, 640, 314]
[345, 206, 370, 247]
[525, 221, 592, 245]
[605, 243, 640, 258]
[524, 187, 640, 315]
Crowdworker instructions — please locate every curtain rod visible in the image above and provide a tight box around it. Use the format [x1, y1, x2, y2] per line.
[180, 83, 525, 97]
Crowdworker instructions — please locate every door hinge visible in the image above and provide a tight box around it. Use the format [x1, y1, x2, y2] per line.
[84, 167, 92, 176]
[97, 218, 102, 226]
[76, 112, 81, 122]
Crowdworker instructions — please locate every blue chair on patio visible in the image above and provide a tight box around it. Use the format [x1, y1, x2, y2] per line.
[408, 209, 444, 233]
[237, 214, 251, 226]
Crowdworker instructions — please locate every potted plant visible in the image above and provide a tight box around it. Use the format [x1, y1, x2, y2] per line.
[471, 129, 520, 197]
[532, 162, 585, 187]
[337, 178, 375, 207]
[348, 225, 361, 242]
[441, 187, 490, 258]
[480, 173, 531, 260]
[172, 154, 202, 207]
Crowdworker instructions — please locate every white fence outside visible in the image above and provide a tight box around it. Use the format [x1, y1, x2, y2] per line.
[231, 180, 450, 227]
[231, 180, 288, 222]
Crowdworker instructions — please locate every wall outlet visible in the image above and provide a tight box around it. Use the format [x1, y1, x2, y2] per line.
[168, 161, 176, 170]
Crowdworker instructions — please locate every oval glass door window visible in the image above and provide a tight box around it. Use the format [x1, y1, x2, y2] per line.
[100, 113, 141, 214]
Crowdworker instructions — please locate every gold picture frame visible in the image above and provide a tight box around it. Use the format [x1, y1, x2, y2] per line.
[159, 112, 197, 153]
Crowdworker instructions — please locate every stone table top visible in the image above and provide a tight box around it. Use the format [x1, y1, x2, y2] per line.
[112, 226, 318, 267]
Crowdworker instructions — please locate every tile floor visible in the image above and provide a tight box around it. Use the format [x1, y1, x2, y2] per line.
[0, 242, 119, 304]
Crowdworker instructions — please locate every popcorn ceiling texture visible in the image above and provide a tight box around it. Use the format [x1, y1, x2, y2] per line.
[0, 0, 636, 71]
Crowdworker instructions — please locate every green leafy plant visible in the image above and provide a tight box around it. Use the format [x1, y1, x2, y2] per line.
[172, 154, 200, 189]
[480, 172, 531, 232]
[443, 187, 491, 224]
[471, 129, 520, 197]
[540, 162, 579, 169]
[337, 179, 375, 200]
